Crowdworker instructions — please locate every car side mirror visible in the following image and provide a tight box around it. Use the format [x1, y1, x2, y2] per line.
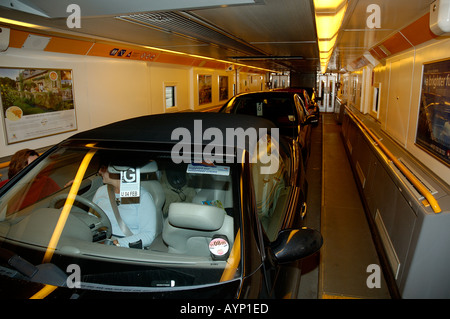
[306, 114, 318, 126]
[270, 228, 322, 264]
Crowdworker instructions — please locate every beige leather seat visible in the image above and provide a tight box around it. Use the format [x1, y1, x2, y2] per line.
[140, 161, 165, 217]
[190, 173, 233, 208]
[162, 202, 234, 257]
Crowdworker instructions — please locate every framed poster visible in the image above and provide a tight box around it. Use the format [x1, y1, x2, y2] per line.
[415, 59, 450, 166]
[0, 68, 77, 144]
[198, 74, 212, 105]
[219, 75, 229, 101]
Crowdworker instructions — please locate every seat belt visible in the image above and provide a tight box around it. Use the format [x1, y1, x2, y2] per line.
[107, 184, 133, 237]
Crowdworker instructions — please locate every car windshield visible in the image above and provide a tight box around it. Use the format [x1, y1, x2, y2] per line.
[221, 95, 299, 138]
[0, 145, 242, 291]
[224, 95, 296, 119]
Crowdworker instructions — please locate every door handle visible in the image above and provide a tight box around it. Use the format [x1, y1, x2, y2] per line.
[300, 202, 307, 220]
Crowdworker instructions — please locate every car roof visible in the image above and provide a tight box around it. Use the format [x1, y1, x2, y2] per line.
[233, 91, 294, 98]
[67, 112, 277, 146]
[271, 87, 306, 92]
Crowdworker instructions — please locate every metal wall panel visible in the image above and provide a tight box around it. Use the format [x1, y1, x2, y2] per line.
[341, 110, 450, 298]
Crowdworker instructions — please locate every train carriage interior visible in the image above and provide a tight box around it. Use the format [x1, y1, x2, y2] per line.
[0, 0, 449, 300]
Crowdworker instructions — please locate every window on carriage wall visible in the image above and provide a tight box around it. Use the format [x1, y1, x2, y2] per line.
[372, 84, 380, 119]
[165, 85, 176, 108]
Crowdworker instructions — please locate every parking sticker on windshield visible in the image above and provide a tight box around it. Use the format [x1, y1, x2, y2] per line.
[202, 200, 224, 209]
[187, 163, 230, 176]
[209, 235, 229, 260]
[120, 167, 140, 198]
[256, 102, 263, 116]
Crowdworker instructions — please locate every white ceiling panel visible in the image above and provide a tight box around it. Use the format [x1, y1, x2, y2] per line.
[0, 0, 439, 74]
[0, 0, 259, 17]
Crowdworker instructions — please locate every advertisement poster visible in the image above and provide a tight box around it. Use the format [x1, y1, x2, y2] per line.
[416, 59, 450, 166]
[0, 68, 77, 144]
[198, 74, 212, 105]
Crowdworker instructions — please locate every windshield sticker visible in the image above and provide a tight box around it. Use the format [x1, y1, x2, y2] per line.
[209, 236, 229, 259]
[202, 200, 224, 209]
[256, 102, 263, 116]
[120, 167, 140, 198]
[187, 163, 230, 176]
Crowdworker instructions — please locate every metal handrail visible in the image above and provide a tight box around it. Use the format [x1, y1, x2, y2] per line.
[344, 106, 441, 214]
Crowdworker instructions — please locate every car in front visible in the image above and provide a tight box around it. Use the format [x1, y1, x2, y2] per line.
[219, 91, 318, 167]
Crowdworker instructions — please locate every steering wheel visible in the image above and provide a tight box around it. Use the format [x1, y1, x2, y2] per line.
[49, 194, 112, 240]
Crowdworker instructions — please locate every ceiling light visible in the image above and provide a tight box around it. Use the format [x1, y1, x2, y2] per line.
[314, 0, 348, 73]
[318, 35, 337, 54]
[0, 17, 50, 30]
[315, 6, 346, 40]
[314, 0, 346, 11]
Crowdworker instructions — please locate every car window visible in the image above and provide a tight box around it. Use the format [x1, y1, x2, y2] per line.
[226, 95, 299, 140]
[303, 91, 311, 107]
[0, 146, 242, 290]
[294, 94, 306, 123]
[250, 136, 290, 241]
[232, 96, 295, 119]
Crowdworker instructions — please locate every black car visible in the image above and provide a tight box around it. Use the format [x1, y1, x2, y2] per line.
[272, 87, 320, 118]
[219, 91, 318, 166]
[0, 112, 322, 299]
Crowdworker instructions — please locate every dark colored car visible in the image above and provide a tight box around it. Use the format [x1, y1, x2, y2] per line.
[219, 91, 317, 166]
[272, 87, 320, 118]
[0, 112, 322, 299]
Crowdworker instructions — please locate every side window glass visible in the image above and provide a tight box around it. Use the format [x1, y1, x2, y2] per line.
[165, 85, 176, 108]
[251, 136, 290, 241]
[295, 95, 306, 122]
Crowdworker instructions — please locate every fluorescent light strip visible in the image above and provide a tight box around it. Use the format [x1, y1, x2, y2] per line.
[314, 0, 346, 11]
[314, 0, 348, 73]
[0, 17, 50, 30]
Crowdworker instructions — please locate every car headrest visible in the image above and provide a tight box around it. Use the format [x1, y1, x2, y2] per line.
[107, 161, 158, 174]
[141, 161, 158, 173]
[107, 165, 130, 174]
[168, 202, 225, 231]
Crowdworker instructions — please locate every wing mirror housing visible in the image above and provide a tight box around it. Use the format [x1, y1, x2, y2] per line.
[270, 228, 323, 264]
[306, 114, 319, 127]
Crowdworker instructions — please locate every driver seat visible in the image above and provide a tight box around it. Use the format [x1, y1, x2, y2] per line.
[140, 161, 165, 218]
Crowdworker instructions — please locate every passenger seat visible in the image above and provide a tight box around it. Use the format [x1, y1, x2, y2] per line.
[162, 202, 234, 257]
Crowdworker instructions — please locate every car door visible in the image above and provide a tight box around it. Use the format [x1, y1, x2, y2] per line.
[294, 94, 311, 165]
[251, 140, 303, 298]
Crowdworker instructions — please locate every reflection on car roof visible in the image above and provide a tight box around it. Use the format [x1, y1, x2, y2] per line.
[234, 91, 293, 98]
[68, 112, 277, 145]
